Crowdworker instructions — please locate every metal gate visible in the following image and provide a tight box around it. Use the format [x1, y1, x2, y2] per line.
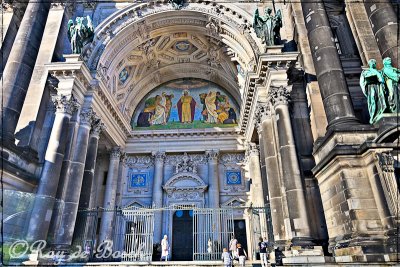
[193, 208, 234, 260]
[119, 208, 155, 261]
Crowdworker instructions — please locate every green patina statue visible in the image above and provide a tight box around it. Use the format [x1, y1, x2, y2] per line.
[169, 0, 184, 10]
[360, 57, 400, 124]
[382, 57, 400, 113]
[360, 59, 386, 124]
[67, 16, 94, 54]
[253, 7, 282, 46]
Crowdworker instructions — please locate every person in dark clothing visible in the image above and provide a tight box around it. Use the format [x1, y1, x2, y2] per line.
[236, 243, 247, 267]
[258, 237, 268, 267]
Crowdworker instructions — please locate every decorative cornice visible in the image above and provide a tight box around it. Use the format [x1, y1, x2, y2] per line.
[269, 86, 291, 106]
[52, 95, 80, 115]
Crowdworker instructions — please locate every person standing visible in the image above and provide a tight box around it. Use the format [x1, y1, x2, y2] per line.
[161, 235, 169, 261]
[236, 243, 247, 267]
[258, 237, 268, 267]
[229, 235, 238, 259]
[221, 248, 233, 267]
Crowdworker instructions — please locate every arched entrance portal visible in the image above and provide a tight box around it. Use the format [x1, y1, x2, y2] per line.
[172, 210, 193, 261]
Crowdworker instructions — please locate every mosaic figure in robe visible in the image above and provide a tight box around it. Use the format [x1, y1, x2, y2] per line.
[176, 90, 196, 123]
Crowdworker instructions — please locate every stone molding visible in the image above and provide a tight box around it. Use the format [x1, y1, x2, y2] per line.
[50, 1, 75, 13]
[269, 86, 291, 106]
[110, 147, 122, 160]
[52, 95, 80, 115]
[174, 152, 197, 174]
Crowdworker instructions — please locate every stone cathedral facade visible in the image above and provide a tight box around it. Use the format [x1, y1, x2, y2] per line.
[1, 0, 399, 265]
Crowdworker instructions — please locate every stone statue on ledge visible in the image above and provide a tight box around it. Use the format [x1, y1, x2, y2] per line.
[382, 57, 400, 113]
[360, 58, 400, 124]
[67, 16, 94, 54]
[169, 0, 184, 10]
[252, 7, 282, 46]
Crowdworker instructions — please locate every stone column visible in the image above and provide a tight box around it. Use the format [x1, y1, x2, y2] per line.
[269, 86, 312, 245]
[0, 2, 27, 75]
[0, 0, 51, 143]
[206, 150, 220, 208]
[115, 154, 128, 207]
[47, 108, 79, 243]
[152, 151, 165, 243]
[364, 1, 399, 67]
[301, 0, 359, 129]
[72, 119, 105, 244]
[15, 3, 73, 151]
[255, 103, 286, 245]
[26, 95, 79, 242]
[78, 119, 105, 210]
[247, 143, 268, 238]
[53, 108, 96, 248]
[98, 147, 121, 243]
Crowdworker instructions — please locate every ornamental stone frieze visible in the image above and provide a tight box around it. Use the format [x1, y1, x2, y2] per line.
[268, 86, 291, 106]
[52, 95, 80, 115]
[125, 155, 153, 168]
[164, 153, 207, 167]
[175, 153, 197, 174]
[163, 172, 207, 201]
[219, 153, 246, 165]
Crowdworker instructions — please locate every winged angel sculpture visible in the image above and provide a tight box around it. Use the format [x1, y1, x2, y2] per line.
[67, 16, 94, 54]
[253, 7, 282, 46]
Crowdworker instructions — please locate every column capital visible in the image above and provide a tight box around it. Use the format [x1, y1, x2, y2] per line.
[79, 108, 96, 126]
[377, 152, 394, 172]
[152, 151, 166, 163]
[254, 102, 272, 132]
[90, 117, 106, 138]
[245, 142, 259, 163]
[206, 150, 219, 161]
[268, 86, 292, 106]
[52, 95, 80, 115]
[110, 147, 122, 160]
[119, 152, 128, 166]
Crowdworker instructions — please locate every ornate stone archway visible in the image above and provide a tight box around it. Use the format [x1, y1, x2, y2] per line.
[81, 1, 263, 122]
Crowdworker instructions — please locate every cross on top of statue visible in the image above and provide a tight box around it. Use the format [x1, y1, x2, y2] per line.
[252, 7, 282, 47]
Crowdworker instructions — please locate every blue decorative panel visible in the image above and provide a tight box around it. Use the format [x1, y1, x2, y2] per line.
[130, 173, 147, 188]
[226, 171, 241, 185]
